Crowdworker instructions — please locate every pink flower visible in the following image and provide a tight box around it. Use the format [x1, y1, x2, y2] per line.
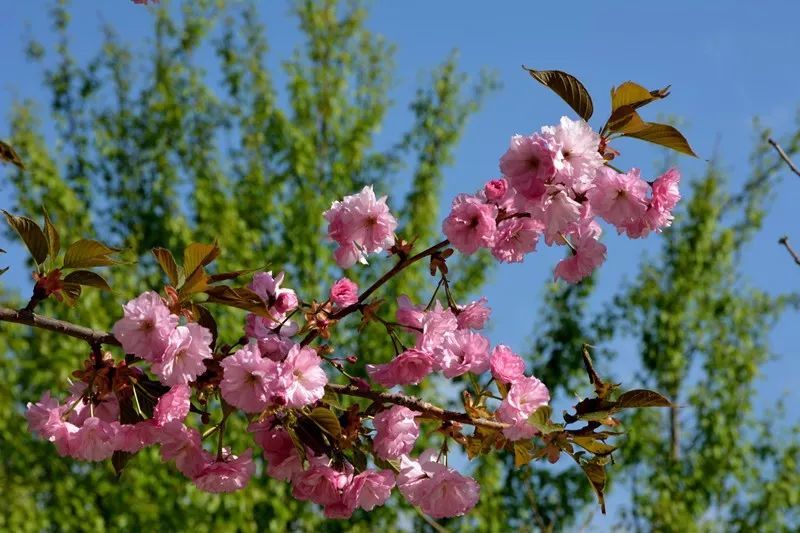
[112, 291, 177, 361]
[396, 295, 425, 331]
[367, 349, 434, 388]
[496, 376, 550, 441]
[330, 277, 359, 307]
[248, 421, 303, 481]
[490, 345, 526, 384]
[64, 382, 119, 425]
[346, 470, 395, 511]
[624, 167, 681, 238]
[456, 297, 491, 330]
[26, 392, 78, 456]
[220, 344, 282, 412]
[491, 217, 542, 263]
[292, 461, 350, 506]
[193, 449, 256, 493]
[484, 178, 509, 202]
[282, 344, 327, 408]
[153, 384, 191, 426]
[151, 323, 213, 386]
[418, 303, 458, 358]
[253, 331, 294, 362]
[442, 195, 498, 255]
[159, 422, 208, 478]
[553, 223, 607, 284]
[115, 421, 158, 453]
[541, 189, 582, 246]
[72, 417, 119, 461]
[587, 167, 649, 229]
[543, 116, 604, 193]
[397, 450, 480, 518]
[324, 186, 398, 268]
[438, 330, 490, 378]
[500, 133, 557, 200]
[372, 406, 420, 460]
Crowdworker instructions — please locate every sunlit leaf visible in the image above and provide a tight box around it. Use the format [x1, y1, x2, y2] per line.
[3, 210, 48, 265]
[309, 407, 342, 439]
[0, 139, 25, 169]
[513, 440, 537, 468]
[616, 389, 671, 408]
[580, 460, 607, 513]
[524, 66, 593, 120]
[152, 248, 179, 286]
[611, 81, 670, 111]
[63, 270, 112, 291]
[62, 239, 122, 268]
[183, 242, 219, 277]
[207, 268, 259, 284]
[623, 122, 697, 157]
[178, 267, 208, 298]
[571, 436, 617, 456]
[528, 405, 564, 434]
[204, 285, 274, 318]
[604, 105, 647, 134]
[60, 282, 82, 306]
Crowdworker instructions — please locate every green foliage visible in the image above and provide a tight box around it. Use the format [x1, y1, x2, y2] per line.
[0, 0, 494, 530]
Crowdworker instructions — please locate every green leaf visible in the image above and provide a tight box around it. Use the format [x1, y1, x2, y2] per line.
[152, 248, 180, 286]
[571, 436, 617, 456]
[62, 239, 122, 268]
[60, 283, 82, 306]
[309, 407, 342, 439]
[3, 210, 49, 265]
[63, 270, 112, 291]
[580, 460, 607, 513]
[0, 139, 25, 169]
[622, 122, 697, 157]
[524, 66, 593, 120]
[42, 208, 60, 261]
[528, 405, 565, 434]
[322, 389, 344, 410]
[204, 285, 275, 318]
[616, 389, 671, 408]
[183, 242, 219, 277]
[604, 105, 647, 135]
[611, 81, 670, 112]
[513, 440, 536, 468]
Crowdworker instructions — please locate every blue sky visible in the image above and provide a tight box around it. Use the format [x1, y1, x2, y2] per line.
[2, 0, 800, 528]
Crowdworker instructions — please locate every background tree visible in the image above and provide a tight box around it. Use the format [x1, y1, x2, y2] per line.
[0, 1, 494, 530]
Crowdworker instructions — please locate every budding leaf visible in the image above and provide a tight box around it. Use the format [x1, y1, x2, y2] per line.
[62, 239, 122, 269]
[616, 389, 671, 408]
[152, 247, 180, 286]
[309, 407, 342, 439]
[0, 139, 25, 169]
[63, 270, 112, 291]
[60, 282, 82, 307]
[604, 105, 647, 135]
[622, 122, 697, 157]
[611, 81, 670, 112]
[524, 67, 594, 121]
[3, 210, 49, 265]
[528, 405, 564, 435]
[42, 208, 60, 261]
[183, 242, 219, 278]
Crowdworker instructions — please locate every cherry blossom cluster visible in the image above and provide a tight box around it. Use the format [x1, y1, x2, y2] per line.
[24, 113, 681, 520]
[441, 116, 681, 282]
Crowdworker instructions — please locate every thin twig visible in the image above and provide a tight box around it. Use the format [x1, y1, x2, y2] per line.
[768, 137, 800, 178]
[0, 306, 506, 430]
[778, 236, 800, 266]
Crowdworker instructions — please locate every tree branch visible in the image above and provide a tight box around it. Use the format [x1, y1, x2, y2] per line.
[768, 137, 800, 178]
[0, 305, 505, 430]
[778, 236, 800, 266]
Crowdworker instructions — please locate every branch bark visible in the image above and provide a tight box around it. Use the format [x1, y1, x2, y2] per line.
[0, 305, 506, 430]
[778, 236, 800, 266]
[768, 137, 800, 178]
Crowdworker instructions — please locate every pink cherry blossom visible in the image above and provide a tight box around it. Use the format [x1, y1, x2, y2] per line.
[112, 291, 177, 361]
[372, 406, 420, 460]
[282, 343, 327, 408]
[72, 417, 119, 461]
[587, 167, 649, 229]
[624, 167, 681, 238]
[248, 420, 303, 481]
[420, 468, 480, 519]
[115, 421, 158, 453]
[159, 421, 209, 478]
[456, 297, 491, 330]
[346, 470, 395, 511]
[193, 449, 255, 493]
[151, 323, 213, 386]
[292, 460, 351, 506]
[490, 345, 526, 384]
[153, 384, 191, 426]
[396, 295, 425, 331]
[500, 133, 557, 200]
[251, 331, 294, 361]
[324, 185, 398, 268]
[418, 302, 458, 358]
[496, 375, 550, 441]
[484, 178, 509, 202]
[64, 382, 119, 425]
[543, 116, 604, 192]
[442, 195, 498, 255]
[366, 349, 434, 388]
[220, 344, 282, 412]
[26, 391, 78, 456]
[491, 217, 543, 263]
[541, 189, 582, 246]
[438, 330, 490, 378]
[330, 277, 359, 307]
[553, 222, 607, 283]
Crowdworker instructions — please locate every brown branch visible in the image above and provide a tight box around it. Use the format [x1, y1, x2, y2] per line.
[768, 137, 800, 178]
[0, 305, 505, 430]
[778, 236, 800, 266]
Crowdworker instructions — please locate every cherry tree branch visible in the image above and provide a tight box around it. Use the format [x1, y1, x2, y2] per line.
[0, 305, 506, 430]
[778, 236, 800, 266]
[768, 137, 800, 178]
